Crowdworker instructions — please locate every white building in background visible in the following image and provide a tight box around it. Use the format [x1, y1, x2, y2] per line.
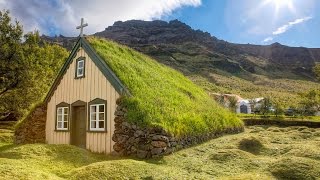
[209, 93, 264, 114]
[236, 97, 264, 114]
[236, 99, 252, 114]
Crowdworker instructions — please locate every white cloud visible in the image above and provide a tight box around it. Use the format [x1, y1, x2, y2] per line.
[262, 16, 312, 44]
[0, 0, 201, 36]
[262, 37, 273, 43]
[273, 16, 312, 35]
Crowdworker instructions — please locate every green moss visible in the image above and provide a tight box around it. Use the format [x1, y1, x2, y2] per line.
[0, 129, 13, 143]
[14, 102, 44, 130]
[87, 37, 243, 136]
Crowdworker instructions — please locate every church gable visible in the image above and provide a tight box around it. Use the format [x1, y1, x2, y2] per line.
[45, 40, 121, 153]
[44, 37, 129, 104]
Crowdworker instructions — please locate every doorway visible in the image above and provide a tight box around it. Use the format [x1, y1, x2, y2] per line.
[71, 101, 87, 148]
[240, 104, 248, 114]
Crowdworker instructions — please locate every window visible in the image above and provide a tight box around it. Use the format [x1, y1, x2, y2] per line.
[90, 104, 105, 131]
[56, 107, 69, 130]
[76, 57, 85, 78]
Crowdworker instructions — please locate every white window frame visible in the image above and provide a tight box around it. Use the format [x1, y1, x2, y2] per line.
[89, 104, 105, 131]
[56, 107, 69, 130]
[76, 59, 84, 77]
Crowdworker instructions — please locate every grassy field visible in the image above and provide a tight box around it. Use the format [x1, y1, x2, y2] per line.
[1, 124, 320, 179]
[87, 37, 242, 136]
[189, 73, 320, 107]
[142, 42, 320, 108]
[237, 114, 320, 122]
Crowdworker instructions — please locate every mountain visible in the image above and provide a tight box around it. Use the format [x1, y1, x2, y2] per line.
[94, 20, 320, 78]
[42, 20, 320, 106]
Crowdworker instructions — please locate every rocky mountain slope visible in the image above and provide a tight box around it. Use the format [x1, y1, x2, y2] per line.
[44, 20, 320, 78]
[42, 20, 320, 106]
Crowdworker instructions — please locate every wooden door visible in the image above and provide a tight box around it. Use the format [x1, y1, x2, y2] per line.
[240, 104, 248, 114]
[71, 106, 86, 148]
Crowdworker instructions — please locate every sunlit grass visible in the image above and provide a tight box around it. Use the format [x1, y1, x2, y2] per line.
[237, 114, 320, 121]
[87, 37, 243, 136]
[1, 125, 320, 179]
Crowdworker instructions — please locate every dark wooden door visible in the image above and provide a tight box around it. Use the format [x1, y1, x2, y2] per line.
[71, 106, 86, 148]
[240, 104, 248, 114]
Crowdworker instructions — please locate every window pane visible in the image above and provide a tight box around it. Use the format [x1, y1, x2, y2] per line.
[64, 115, 68, 122]
[91, 106, 96, 113]
[99, 113, 104, 121]
[91, 113, 96, 120]
[64, 122, 68, 129]
[57, 108, 62, 114]
[64, 108, 68, 115]
[98, 121, 104, 129]
[78, 69, 83, 76]
[57, 122, 62, 128]
[91, 121, 96, 128]
[57, 115, 62, 122]
[78, 60, 84, 68]
[99, 105, 105, 113]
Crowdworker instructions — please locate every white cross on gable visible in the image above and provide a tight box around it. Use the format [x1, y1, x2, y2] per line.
[76, 18, 88, 37]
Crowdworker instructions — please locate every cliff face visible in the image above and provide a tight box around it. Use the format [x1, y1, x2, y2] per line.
[94, 20, 241, 58]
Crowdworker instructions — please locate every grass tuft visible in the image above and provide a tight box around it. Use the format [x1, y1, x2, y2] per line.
[87, 37, 243, 136]
[238, 136, 264, 154]
[269, 157, 320, 180]
[210, 149, 252, 162]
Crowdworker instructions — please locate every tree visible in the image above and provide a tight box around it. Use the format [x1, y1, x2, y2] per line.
[259, 97, 273, 116]
[0, 10, 24, 120]
[299, 89, 320, 116]
[0, 10, 24, 96]
[273, 101, 284, 117]
[0, 10, 68, 121]
[314, 63, 320, 80]
[228, 96, 238, 113]
[249, 99, 258, 114]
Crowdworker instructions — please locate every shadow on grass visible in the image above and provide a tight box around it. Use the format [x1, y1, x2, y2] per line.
[0, 143, 17, 153]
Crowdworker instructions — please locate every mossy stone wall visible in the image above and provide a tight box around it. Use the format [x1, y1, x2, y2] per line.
[112, 99, 244, 158]
[15, 105, 47, 144]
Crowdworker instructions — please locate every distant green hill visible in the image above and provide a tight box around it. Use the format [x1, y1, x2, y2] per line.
[87, 37, 243, 136]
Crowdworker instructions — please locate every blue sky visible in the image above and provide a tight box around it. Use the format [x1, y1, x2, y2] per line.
[1, 0, 319, 47]
[164, 0, 320, 47]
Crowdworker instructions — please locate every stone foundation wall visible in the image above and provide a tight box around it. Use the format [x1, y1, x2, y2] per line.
[15, 105, 47, 144]
[112, 99, 244, 158]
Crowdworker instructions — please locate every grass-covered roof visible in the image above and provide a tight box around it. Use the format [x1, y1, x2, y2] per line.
[87, 37, 243, 136]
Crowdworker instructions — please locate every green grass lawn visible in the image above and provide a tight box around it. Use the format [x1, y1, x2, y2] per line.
[1, 125, 320, 179]
[238, 114, 320, 122]
[87, 37, 243, 136]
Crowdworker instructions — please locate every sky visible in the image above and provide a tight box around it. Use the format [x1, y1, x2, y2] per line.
[0, 0, 319, 47]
